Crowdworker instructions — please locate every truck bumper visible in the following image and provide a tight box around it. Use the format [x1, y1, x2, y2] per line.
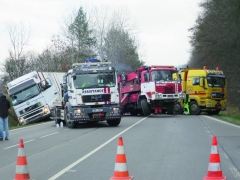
[19, 111, 51, 125]
[203, 99, 227, 112]
[70, 106, 121, 122]
[153, 93, 186, 100]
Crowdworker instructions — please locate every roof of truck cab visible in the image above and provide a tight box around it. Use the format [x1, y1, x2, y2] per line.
[7, 71, 38, 89]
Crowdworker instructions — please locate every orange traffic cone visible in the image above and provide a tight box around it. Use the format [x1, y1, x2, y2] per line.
[14, 139, 31, 180]
[109, 136, 133, 180]
[203, 136, 226, 180]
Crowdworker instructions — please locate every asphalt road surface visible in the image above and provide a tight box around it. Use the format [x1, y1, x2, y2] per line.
[0, 114, 240, 180]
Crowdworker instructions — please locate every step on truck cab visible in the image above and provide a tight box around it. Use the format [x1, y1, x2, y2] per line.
[118, 65, 186, 116]
[52, 59, 121, 128]
[6, 71, 65, 125]
[173, 66, 227, 115]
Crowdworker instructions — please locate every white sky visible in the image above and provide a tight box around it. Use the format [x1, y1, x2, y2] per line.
[0, 0, 202, 74]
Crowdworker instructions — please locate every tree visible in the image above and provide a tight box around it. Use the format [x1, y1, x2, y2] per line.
[104, 27, 144, 71]
[68, 6, 96, 62]
[188, 0, 240, 108]
[1, 22, 32, 80]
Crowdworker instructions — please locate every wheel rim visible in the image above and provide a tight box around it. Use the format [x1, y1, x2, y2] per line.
[174, 104, 181, 111]
[191, 104, 199, 112]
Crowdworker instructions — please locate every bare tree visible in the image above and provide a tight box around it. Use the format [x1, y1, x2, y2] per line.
[2, 22, 32, 80]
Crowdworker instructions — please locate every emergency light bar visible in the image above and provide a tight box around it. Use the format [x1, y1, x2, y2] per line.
[72, 62, 111, 68]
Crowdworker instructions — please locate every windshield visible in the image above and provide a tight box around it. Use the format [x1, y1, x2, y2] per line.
[73, 72, 116, 89]
[207, 76, 225, 88]
[10, 84, 41, 106]
[151, 70, 175, 81]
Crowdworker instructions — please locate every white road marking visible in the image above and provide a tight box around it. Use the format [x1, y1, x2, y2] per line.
[202, 115, 240, 128]
[10, 121, 54, 131]
[4, 139, 36, 150]
[39, 132, 59, 138]
[48, 116, 148, 180]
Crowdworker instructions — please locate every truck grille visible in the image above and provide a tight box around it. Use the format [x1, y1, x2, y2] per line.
[82, 94, 111, 103]
[19, 102, 41, 115]
[23, 109, 43, 119]
[211, 92, 224, 98]
[156, 86, 175, 94]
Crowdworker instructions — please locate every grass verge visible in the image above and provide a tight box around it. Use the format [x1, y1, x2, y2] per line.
[214, 107, 240, 125]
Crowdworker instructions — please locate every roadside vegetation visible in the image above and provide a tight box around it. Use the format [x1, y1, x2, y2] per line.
[217, 107, 240, 125]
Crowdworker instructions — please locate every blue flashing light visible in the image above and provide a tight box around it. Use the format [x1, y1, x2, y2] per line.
[85, 58, 100, 63]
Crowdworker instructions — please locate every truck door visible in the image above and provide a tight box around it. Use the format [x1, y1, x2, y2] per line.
[141, 72, 151, 97]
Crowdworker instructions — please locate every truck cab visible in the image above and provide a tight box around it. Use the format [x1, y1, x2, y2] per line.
[53, 59, 121, 128]
[118, 65, 186, 116]
[174, 66, 227, 115]
[7, 71, 64, 125]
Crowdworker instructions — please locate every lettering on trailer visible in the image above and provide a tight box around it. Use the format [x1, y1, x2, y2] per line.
[82, 89, 104, 94]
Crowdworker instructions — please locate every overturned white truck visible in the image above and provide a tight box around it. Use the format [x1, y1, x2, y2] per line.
[6, 71, 65, 125]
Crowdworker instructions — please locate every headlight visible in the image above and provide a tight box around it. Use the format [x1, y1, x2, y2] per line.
[18, 118, 24, 125]
[113, 107, 119, 112]
[180, 94, 185, 98]
[156, 94, 162, 98]
[74, 109, 81, 114]
[43, 106, 49, 114]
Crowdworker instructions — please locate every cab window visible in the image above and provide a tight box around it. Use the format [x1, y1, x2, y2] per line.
[144, 73, 149, 82]
[192, 77, 200, 85]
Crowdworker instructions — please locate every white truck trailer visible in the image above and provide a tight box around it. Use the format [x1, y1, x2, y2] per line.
[6, 71, 65, 125]
[52, 59, 121, 128]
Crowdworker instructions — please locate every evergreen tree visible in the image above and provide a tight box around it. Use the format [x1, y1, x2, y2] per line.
[68, 7, 96, 62]
[104, 27, 144, 71]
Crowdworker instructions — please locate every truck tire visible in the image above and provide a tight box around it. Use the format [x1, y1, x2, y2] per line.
[174, 102, 183, 114]
[166, 102, 175, 115]
[65, 111, 77, 128]
[189, 101, 201, 115]
[107, 119, 121, 126]
[141, 99, 151, 116]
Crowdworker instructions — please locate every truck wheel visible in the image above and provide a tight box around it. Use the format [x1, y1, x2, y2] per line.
[174, 102, 183, 114]
[107, 119, 121, 126]
[66, 113, 77, 128]
[166, 102, 175, 115]
[141, 99, 151, 116]
[189, 101, 201, 115]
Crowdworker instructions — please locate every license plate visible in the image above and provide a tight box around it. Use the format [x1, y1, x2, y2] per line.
[92, 109, 103, 112]
[93, 114, 100, 118]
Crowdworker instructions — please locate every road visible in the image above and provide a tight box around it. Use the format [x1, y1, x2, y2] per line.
[0, 114, 240, 180]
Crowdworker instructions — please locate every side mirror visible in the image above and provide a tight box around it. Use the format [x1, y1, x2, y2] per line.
[62, 83, 68, 93]
[178, 74, 182, 81]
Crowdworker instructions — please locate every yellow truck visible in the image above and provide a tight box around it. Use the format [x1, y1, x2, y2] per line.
[173, 66, 227, 115]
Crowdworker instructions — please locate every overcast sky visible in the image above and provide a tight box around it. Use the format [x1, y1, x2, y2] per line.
[0, 0, 203, 74]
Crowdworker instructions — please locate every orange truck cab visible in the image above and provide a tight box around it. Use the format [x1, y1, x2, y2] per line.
[173, 66, 227, 115]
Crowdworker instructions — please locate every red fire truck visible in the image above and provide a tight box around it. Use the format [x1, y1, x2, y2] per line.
[117, 65, 186, 116]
